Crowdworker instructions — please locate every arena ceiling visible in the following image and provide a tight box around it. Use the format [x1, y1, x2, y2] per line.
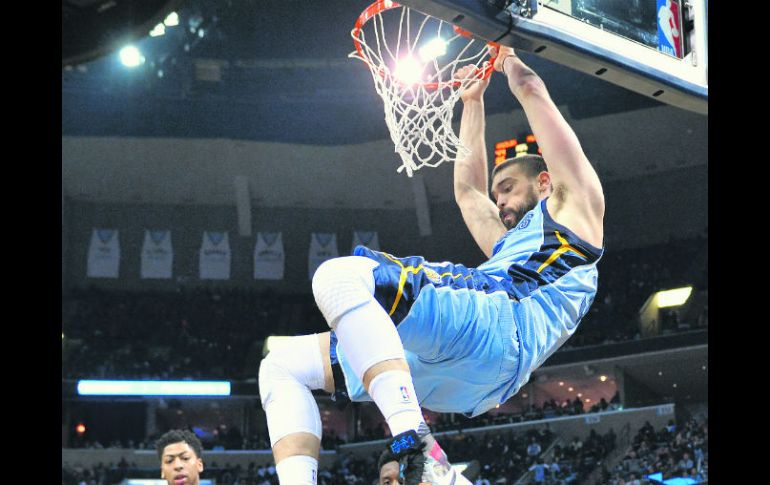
[61, 0, 708, 208]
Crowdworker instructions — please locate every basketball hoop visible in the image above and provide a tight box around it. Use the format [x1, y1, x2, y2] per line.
[351, 0, 497, 177]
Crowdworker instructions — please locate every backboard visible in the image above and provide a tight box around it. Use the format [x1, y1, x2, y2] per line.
[396, 0, 707, 115]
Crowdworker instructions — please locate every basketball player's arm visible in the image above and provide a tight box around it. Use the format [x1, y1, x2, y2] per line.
[454, 66, 508, 258]
[495, 47, 605, 246]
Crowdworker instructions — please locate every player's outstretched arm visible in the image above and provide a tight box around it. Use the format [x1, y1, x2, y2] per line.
[454, 64, 507, 258]
[494, 46, 605, 248]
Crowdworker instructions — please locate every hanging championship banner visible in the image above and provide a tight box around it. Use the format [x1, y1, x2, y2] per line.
[351, 230, 380, 253]
[140, 230, 173, 279]
[254, 232, 285, 280]
[308, 232, 338, 279]
[87, 228, 120, 278]
[199, 231, 231, 280]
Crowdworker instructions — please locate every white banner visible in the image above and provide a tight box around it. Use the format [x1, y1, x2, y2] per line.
[141, 230, 173, 279]
[308, 232, 338, 279]
[254, 232, 284, 280]
[351, 230, 380, 253]
[199, 231, 231, 280]
[87, 228, 120, 278]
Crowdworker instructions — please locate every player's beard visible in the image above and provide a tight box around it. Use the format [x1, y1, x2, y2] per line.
[500, 185, 539, 230]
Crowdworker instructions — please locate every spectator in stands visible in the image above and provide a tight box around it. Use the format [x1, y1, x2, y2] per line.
[573, 396, 584, 414]
[677, 452, 694, 473]
[156, 429, 204, 485]
[546, 457, 561, 482]
[568, 436, 583, 458]
[529, 458, 549, 484]
[527, 436, 542, 459]
[626, 473, 641, 485]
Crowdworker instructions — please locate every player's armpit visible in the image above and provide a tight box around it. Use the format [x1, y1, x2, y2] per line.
[455, 188, 507, 258]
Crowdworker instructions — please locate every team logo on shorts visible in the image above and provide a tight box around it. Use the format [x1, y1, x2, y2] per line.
[400, 386, 411, 402]
[423, 267, 442, 283]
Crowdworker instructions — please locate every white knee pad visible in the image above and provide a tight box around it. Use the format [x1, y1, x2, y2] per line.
[312, 256, 378, 327]
[258, 334, 324, 447]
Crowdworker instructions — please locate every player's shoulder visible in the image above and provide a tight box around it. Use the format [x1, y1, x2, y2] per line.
[545, 193, 603, 250]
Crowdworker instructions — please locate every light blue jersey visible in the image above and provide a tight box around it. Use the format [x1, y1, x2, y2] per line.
[330, 198, 603, 417]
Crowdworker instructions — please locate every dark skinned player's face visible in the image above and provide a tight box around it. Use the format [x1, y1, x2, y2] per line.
[379, 460, 401, 485]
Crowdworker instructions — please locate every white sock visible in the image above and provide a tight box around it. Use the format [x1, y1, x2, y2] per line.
[276, 455, 318, 485]
[368, 370, 425, 436]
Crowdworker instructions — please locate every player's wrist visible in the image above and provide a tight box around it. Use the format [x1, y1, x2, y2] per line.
[501, 55, 518, 73]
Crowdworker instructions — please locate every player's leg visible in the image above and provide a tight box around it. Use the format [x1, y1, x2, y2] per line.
[258, 333, 332, 485]
[313, 255, 471, 484]
[312, 256, 426, 438]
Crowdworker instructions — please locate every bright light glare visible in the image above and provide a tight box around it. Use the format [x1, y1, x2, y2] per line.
[164, 12, 179, 27]
[393, 56, 423, 84]
[119, 46, 145, 67]
[150, 23, 166, 37]
[77, 380, 230, 396]
[657, 286, 693, 308]
[418, 38, 447, 61]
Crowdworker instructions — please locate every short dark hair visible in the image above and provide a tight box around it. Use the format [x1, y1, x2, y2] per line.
[156, 429, 203, 462]
[377, 447, 397, 472]
[492, 154, 548, 179]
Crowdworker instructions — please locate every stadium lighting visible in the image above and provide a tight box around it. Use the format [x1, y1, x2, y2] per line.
[119, 45, 145, 67]
[163, 12, 179, 27]
[394, 56, 423, 84]
[150, 23, 166, 37]
[77, 380, 230, 396]
[418, 37, 447, 61]
[656, 286, 692, 308]
[599, 375, 608, 382]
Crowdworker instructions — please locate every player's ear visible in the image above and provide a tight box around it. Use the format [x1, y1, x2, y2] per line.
[537, 171, 551, 192]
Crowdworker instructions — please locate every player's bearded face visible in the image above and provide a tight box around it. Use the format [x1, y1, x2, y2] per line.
[500, 183, 539, 230]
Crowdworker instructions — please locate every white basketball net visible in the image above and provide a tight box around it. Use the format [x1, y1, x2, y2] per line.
[351, 1, 495, 177]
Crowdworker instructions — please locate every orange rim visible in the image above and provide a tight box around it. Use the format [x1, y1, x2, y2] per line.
[352, 0, 498, 90]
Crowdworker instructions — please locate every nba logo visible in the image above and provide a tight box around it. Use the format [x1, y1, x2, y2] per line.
[657, 0, 683, 58]
[400, 386, 411, 402]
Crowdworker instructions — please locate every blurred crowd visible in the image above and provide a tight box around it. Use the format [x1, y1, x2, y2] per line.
[63, 235, 708, 381]
[600, 416, 708, 484]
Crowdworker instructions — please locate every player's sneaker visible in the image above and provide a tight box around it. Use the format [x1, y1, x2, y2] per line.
[386, 423, 471, 485]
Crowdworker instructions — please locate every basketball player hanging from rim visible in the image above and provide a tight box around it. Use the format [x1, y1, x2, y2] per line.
[258, 44, 605, 485]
